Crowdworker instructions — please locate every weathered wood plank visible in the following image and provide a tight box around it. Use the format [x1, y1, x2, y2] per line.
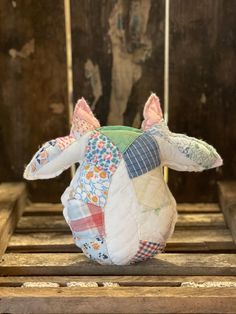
[218, 181, 236, 243]
[7, 232, 78, 253]
[168, 229, 235, 252]
[176, 213, 225, 228]
[0, 286, 235, 313]
[24, 203, 63, 216]
[168, 0, 236, 202]
[0, 253, 235, 276]
[16, 216, 69, 232]
[0, 183, 27, 258]
[7, 229, 236, 253]
[15, 213, 226, 232]
[0, 275, 235, 287]
[177, 203, 220, 213]
[0, 0, 70, 202]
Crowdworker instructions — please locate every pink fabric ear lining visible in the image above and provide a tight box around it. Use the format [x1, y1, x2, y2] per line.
[142, 93, 163, 131]
[71, 98, 100, 135]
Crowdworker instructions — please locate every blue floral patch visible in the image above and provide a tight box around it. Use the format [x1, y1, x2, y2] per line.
[74, 235, 113, 265]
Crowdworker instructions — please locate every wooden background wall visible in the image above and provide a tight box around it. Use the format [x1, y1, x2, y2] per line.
[0, 0, 70, 202]
[0, 0, 235, 202]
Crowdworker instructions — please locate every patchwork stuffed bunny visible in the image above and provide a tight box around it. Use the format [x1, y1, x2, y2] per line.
[24, 94, 222, 265]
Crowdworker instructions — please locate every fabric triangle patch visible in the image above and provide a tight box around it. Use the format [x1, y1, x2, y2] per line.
[98, 126, 143, 153]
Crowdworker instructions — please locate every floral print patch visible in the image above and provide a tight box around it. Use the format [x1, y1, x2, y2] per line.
[74, 130, 122, 207]
[86, 131, 122, 171]
[74, 236, 113, 265]
[75, 164, 109, 207]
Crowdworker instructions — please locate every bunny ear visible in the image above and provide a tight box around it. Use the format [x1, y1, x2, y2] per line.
[70, 97, 100, 137]
[23, 134, 89, 180]
[141, 93, 163, 131]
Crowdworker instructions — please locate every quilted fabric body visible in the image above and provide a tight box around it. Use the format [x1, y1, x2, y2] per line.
[24, 94, 222, 266]
[62, 125, 176, 265]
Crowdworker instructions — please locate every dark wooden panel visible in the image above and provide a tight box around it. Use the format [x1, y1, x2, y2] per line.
[0, 0, 70, 202]
[168, 0, 236, 202]
[71, 0, 165, 126]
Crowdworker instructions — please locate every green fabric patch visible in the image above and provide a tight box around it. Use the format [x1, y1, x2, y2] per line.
[98, 126, 143, 153]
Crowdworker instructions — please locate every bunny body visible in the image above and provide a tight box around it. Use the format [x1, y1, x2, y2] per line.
[24, 94, 222, 265]
[61, 125, 176, 265]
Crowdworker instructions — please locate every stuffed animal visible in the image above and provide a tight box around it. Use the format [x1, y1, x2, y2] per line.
[24, 94, 222, 265]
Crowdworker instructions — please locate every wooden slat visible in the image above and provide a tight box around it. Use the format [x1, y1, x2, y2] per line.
[7, 229, 236, 253]
[177, 203, 220, 213]
[7, 232, 77, 253]
[24, 203, 63, 216]
[0, 275, 235, 287]
[15, 213, 226, 232]
[168, 229, 235, 252]
[176, 213, 225, 228]
[24, 202, 220, 216]
[218, 181, 236, 243]
[0, 253, 235, 276]
[0, 183, 26, 258]
[16, 216, 69, 232]
[0, 286, 235, 313]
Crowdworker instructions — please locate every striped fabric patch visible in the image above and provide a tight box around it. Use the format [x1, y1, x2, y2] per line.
[123, 133, 161, 178]
[130, 240, 166, 264]
[66, 199, 105, 238]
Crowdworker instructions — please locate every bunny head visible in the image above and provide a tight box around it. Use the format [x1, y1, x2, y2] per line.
[24, 94, 222, 265]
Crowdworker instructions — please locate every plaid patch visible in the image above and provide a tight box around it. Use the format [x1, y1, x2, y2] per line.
[66, 199, 105, 238]
[130, 240, 166, 263]
[123, 133, 161, 179]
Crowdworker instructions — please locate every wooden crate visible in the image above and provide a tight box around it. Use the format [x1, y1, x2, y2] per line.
[0, 182, 236, 313]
